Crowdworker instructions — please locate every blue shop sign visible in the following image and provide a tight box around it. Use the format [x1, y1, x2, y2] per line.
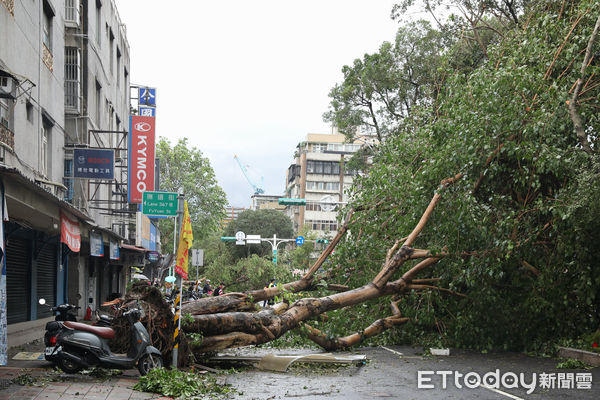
[73, 149, 114, 179]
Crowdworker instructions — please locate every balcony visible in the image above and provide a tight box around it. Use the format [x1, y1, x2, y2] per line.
[0, 123, 14, 151]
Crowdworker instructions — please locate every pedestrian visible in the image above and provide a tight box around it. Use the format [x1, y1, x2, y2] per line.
[267, 278, 276, 306]
[213, 282, 224, 296]
[203, 279, 211, 297]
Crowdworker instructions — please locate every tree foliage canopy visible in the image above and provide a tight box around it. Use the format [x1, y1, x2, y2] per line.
[155, 137, 227, 247]
[224, 209, 294, 260]
[322, 0, 600, 351]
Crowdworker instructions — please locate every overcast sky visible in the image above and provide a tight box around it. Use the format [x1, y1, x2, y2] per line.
[114, 0, 402, 207]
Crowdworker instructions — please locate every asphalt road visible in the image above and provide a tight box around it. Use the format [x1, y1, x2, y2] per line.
[2, 344, 598, 399]
[218, 346, 600, 400]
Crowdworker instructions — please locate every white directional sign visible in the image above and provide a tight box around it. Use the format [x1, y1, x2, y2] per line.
[246, 234, 261, 244]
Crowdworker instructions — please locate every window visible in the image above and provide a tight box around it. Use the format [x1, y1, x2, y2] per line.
[312, 143, 327, 153]
[109, 29, 114, 75]
[42, 1, 54, 50]
[64, 159, 73, 202]
[96, 1, 102, 46]
[64, 47, 80, 110]
[0, 98, 9, 128]
[95, 80, 102, 126]
[65, 0, 79, 24]
[116, 47, 121, 87]
[306, 161, 340, 175]
[306, 220, 338, 232]
[26, 101, 33, 123]
[306, 181, 340, 192]
[41, 124, 49, 177]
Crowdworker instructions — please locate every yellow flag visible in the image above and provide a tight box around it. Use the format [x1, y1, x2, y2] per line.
[175, 200, 193, 279]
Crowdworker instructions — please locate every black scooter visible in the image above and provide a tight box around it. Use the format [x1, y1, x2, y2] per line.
[39, 299, 112, 327]
[51, 303, 79, 321]
[41, 300, 163, 375]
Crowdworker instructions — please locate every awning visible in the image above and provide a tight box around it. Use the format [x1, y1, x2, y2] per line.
[0, 165, 92, 223]
[120, 243, 149, 252]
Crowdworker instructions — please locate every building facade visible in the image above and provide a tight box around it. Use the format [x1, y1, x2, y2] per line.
[250, 194, 284, 211]
[0, 0, 153, 354]
[284, 133, 364, 235]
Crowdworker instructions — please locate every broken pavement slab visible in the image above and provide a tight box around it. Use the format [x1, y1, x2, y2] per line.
[210, 352, 367, 372]
[11, 352, 45, 361]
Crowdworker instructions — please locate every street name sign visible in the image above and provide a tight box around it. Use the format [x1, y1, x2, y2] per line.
[142, 191, 177, 216]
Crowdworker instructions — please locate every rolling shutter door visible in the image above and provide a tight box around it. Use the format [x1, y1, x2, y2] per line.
[36, 244, 57, 319]
[6, 237, 30, 324]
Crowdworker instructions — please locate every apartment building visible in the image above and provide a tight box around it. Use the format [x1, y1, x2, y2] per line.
[250, 194, 285, 211]
[0, 0, 147, 355]
[284, 133, 365, 235]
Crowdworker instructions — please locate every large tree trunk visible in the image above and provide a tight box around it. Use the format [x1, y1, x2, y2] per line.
[177, 175, 463, 354]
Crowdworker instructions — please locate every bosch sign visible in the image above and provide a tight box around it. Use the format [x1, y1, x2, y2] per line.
[128, 115, 156, 203]
[73, 149, 114, 179]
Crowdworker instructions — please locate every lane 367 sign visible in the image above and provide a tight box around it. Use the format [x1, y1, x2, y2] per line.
[128, 115, 156, 203]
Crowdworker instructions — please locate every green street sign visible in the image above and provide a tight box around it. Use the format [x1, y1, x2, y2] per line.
[142, 191, 178, 216]
[278, 198, 306, 205]
[220, 237, 236, 241]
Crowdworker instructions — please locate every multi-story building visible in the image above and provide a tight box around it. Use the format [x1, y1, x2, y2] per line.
[220, 206, 246, 229]
[284, 133, 366, 235]
[250, 194, 284, 211]
[0, 0, 149, 355]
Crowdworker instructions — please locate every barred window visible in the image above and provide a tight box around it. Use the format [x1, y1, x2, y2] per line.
[65, 0, 79, 24]
[64, 47, 80, 110]
[306, 219, 338, 232]
[64, 159, 74, 202]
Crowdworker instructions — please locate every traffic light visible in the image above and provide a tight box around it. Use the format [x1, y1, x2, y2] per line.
[316, 239, 329, 244]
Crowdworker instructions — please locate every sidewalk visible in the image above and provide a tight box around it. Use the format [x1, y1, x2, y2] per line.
[0, 362, 170, 400]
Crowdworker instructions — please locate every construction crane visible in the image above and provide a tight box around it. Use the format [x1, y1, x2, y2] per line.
[234, 155, 265, 194]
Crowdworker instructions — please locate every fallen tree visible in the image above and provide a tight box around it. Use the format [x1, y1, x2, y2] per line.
[113, 1, 600, 360]
[181, 174, 464, 353]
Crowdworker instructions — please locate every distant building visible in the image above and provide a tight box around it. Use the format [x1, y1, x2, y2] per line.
[250, 194, 285, 211]
[284, 133, 371, 234]
[221, 206, 246, 228]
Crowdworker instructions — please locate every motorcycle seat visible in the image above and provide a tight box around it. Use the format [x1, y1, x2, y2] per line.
[64, 321, 116, 339]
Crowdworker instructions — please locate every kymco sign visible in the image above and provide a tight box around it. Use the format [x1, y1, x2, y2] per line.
[128, 115, 156, 203]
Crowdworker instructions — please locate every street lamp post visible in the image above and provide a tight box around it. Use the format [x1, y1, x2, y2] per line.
[261, 234, 295, 264]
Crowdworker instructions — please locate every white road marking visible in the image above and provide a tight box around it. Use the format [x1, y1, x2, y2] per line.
[381, 346, 404, 356]
[481, 384, 526, 400]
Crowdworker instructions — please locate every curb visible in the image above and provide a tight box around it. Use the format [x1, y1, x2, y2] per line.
[558, 347, 600, 367]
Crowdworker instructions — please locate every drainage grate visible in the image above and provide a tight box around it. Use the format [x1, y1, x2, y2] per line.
[0, 378, 11, 389]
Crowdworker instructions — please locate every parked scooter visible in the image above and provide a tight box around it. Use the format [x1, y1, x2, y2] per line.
[39, 299, 113, 327]
[50, 303, 80, 322]
[40, 299, 163, 375]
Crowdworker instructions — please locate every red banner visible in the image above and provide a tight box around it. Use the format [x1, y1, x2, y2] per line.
[128, 115, 155, 203]
[60, 212, 80, 252]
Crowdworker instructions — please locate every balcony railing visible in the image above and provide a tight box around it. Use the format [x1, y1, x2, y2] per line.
[0, 123, 14, 151]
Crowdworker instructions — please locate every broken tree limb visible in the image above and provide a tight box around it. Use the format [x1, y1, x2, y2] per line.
[302, 315, 410, 351]
[567, 12, 600, 152]
[407, 284, 467, 298]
